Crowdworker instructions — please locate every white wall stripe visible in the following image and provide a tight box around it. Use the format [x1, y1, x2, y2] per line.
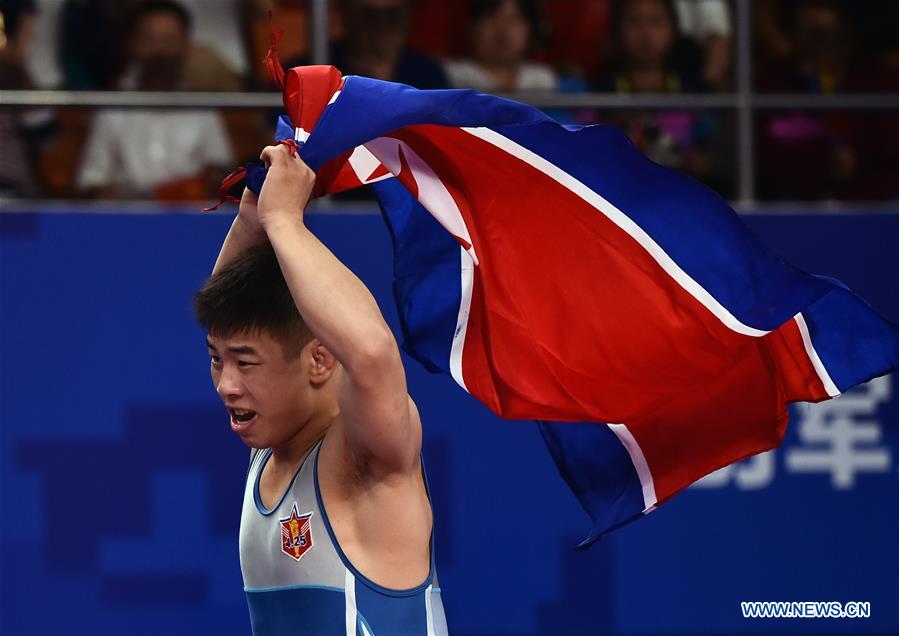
[794, 313, 841, 397]
[344, 569, 357, 636]
[461, 126, 771, 338]
[425, 584, 435, 636]
[450, 246, 475, 394]
[608, 423, 657, 510]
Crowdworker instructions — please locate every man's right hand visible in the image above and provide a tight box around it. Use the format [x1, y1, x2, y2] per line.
[236, 188, 266, 238]
[210, 188, 269, 276]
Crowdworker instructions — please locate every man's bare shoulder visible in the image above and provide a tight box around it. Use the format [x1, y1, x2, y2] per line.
[319, 401, 423, 491]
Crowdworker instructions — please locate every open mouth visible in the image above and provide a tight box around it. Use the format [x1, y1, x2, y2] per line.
[229, 408, 258, 431]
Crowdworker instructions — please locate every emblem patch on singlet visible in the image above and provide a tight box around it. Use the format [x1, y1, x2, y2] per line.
[279, 503, 314, 562]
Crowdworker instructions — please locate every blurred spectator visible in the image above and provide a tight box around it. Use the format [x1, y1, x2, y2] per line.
[22, 0, 63, 88]
[59, 0, 242, 90]
[0, 0, 56, 196]
[594, 0, 707, 93]
[75, 0, 234, 199]
[179, 0, 248, 83]
[590, 0, 733, 197]
[754, 0, 899, 92]
[444, 0, 557, 92]
[182, 41, 243, 91]
[287, 0, 448, 90]
[673, 0, 731, 90]
[758, 0, 853, 94]
[752, 0, 791, 69]
[119, 0, 240, 91]
[756, 0, 899, 200]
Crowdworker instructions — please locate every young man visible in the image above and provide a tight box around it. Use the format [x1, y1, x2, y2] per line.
[194, 144, 448, 635]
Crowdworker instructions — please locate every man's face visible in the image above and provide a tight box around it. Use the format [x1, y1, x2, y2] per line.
[206, 330, 314, 449]
[130, 11, 189, 89]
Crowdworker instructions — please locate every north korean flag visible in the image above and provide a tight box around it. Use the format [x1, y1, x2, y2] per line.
[245, 65, 899, 547]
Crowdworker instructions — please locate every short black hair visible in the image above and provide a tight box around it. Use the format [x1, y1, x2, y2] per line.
[194, 243, 313, 359]
[469, 0, 542, 39]
[127, 0, 192, 36]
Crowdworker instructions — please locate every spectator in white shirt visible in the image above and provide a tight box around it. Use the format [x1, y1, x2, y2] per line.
[674, 0, 731, 89]
[444, 0, 557, 92]
[76, 0, 233, 199]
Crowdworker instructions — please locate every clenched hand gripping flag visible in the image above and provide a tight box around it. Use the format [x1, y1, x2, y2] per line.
[230, 65, 899, 548]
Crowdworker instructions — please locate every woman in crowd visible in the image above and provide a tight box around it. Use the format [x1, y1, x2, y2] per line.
[444, 0, 557, 92]
[594, 0, 705, 94]
[590, 0, 733, 197]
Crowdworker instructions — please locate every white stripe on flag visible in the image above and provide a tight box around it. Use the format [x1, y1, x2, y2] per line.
[450, 246, 474, 393]
[608, 423, 657, 510]
[348, 146, 384, 183]
[344, 569, 357, 636]
[794, 313, 841, 397]
[364, 137, 478, 394]
[365, 137, 479, 265]
[461, 127, 771, 338]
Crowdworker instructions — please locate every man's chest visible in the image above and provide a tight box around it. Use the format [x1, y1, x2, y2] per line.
[257, 462, 300, 511]
[239, 450, 345, 590]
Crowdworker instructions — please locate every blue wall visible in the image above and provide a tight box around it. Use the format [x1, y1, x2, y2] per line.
[1, 210, 897, 635]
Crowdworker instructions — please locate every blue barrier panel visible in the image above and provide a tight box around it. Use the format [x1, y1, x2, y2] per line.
[1, 210, 897, 635]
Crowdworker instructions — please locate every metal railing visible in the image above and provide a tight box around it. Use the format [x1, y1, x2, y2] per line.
[3, 89, 895, 110]
[0, 0, 897, 207]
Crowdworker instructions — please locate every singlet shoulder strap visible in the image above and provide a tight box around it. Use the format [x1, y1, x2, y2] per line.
[246, 447, 268, 482]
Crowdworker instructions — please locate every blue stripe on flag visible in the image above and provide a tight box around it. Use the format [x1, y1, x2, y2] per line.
[538, 421, 647, 549]
[801, 280, 899, 392]
[300, 76, 548, 172]
[374, 178, 462, 375]
[275, 115, 295, 143]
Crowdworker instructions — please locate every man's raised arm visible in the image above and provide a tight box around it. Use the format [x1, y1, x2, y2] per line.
[211, 190, 268, 276]
[253, 144, 420, 476]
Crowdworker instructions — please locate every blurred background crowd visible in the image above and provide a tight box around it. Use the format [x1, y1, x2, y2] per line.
[1, 0, 897, 203]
